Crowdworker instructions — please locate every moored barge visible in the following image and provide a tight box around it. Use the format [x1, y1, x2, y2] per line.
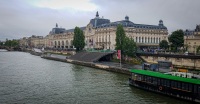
[129, 69, 200, 103]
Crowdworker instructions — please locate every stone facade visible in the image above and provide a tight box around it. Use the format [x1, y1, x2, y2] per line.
[19, 37, 29, 48]
[19, 35, 44, 48]
[30, 35, 44, 48]
[184, 25, 200, 54]
[140, 55, 200, 70]
[22, 12, 168, 50]
[44, 12, 168, 50]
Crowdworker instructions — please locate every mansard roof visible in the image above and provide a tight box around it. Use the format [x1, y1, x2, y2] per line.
[184, 29, 194, 36]
[90, 18, 110, 27]
[89, 11, 111, 27]
[96, 19, 167, 30]
[65, 26, 86, 33]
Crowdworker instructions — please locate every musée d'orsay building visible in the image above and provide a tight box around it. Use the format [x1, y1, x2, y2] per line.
[44, 12, 168, 50]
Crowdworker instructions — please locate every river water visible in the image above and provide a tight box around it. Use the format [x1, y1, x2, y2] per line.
[0, 51, 191, 104]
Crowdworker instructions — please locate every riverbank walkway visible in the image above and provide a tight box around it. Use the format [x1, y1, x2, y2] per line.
[41, 51, 170, 75]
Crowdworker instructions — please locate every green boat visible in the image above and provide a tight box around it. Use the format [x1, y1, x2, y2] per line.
[129, 69, 200, 103]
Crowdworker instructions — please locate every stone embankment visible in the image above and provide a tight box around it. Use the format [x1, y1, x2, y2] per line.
[41, 54, 131, 75]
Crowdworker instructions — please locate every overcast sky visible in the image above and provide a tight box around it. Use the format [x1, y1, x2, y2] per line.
[0, 0, 200, 41]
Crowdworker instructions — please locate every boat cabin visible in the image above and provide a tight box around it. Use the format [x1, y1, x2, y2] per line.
[129, 69, 200, 102]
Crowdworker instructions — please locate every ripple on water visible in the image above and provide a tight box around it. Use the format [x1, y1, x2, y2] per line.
[0, 52, 194, 104]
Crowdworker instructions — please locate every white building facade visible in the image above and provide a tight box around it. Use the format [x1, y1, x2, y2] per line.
[44, 12, 168, 50]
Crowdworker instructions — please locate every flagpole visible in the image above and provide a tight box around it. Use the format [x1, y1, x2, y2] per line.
[118, 50, 121, 69]
[120, 50, 121, 68]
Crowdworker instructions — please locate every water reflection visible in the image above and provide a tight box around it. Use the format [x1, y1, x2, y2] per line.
[0, 52, 193, 104]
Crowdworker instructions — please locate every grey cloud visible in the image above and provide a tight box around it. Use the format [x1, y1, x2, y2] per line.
[0, 0, 200, 41]
[92, 0, 200, 33]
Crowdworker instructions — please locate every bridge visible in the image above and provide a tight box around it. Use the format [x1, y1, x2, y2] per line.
[69, 51, 115, 62]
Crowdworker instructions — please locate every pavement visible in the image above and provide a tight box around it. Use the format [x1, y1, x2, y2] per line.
[47, 53, 171, 73]
[97, 61, 171, 73]
[50, 54, 67, 60]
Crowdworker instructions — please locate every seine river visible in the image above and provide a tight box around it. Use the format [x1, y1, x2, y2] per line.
[0, 50, 192, 104]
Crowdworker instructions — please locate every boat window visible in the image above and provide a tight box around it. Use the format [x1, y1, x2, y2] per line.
[157, 78, 160, 85]
[188, 84, 192, 92]
[182, 83, 185, 90]
[182, 83, 188, 91]
[147, 76, 152, 83]
[151, 77, 154, 83]
[173, 81, 177, 88]
[152, 77, 157, 85]
[177, 82, 181, 89]
[198, 86, 200, 93]
[142, 75, 145, 81]
[194, 85, 198, 93]
[137, 74, 142, 81]
[166, 80, 170, 87]
[160, 79, 163, 86]
[143, 76, 146, 82]
[171, 81, 174, 87]
[186, 83, 189, 91]
[163, 79, 166, 86]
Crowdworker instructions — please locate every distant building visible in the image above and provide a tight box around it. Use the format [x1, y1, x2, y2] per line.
[49, 23, 66, 35]
[44, 12, 168, 50]
[29, 35, 44, 48]
[184, 25, 200, 54]
[84, 12, 168, 50]
[19, 37, 29, 48]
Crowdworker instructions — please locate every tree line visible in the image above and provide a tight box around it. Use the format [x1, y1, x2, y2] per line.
[0, 39, 19, 47]
[72, 25, 196, 57]
[72, 25, 137, 59]
[159, 30, 186, 52]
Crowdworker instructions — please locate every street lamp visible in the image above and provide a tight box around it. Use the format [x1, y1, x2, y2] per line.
[119, 36, 122, 69]
[169, 42, 172, 54]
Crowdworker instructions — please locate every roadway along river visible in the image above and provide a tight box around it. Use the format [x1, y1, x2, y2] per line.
[0, 51, 192, 104]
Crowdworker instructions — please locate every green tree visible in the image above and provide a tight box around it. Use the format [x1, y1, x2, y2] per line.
[73, 27, 85, 52]
[115, 24, 126, 52]
[0, 41, 3, 46]
[115, 24, 137, 58]
[4, 39, 19, 47]
[124, 37, 137, 57]
[168, 30, 184, 51]
[159, 40, 169, 50]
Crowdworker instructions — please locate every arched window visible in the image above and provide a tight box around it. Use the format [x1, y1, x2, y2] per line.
[62, 41, 64, 46]
[58, 41, 60, 46]
[96, 37, 98, 42]
[136, 37, 138, 43]
[139, 37, 141, 43]
[159, 38, 161, 43]
[51, 42, 53, 46]
[70, 40, 73, 46]
[66, 40, 69, 46]
[55, 41, 57, 46]
[109, 35, 111, 42]
[156, 38, 158, 43]
[142, 37, 143, 43]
